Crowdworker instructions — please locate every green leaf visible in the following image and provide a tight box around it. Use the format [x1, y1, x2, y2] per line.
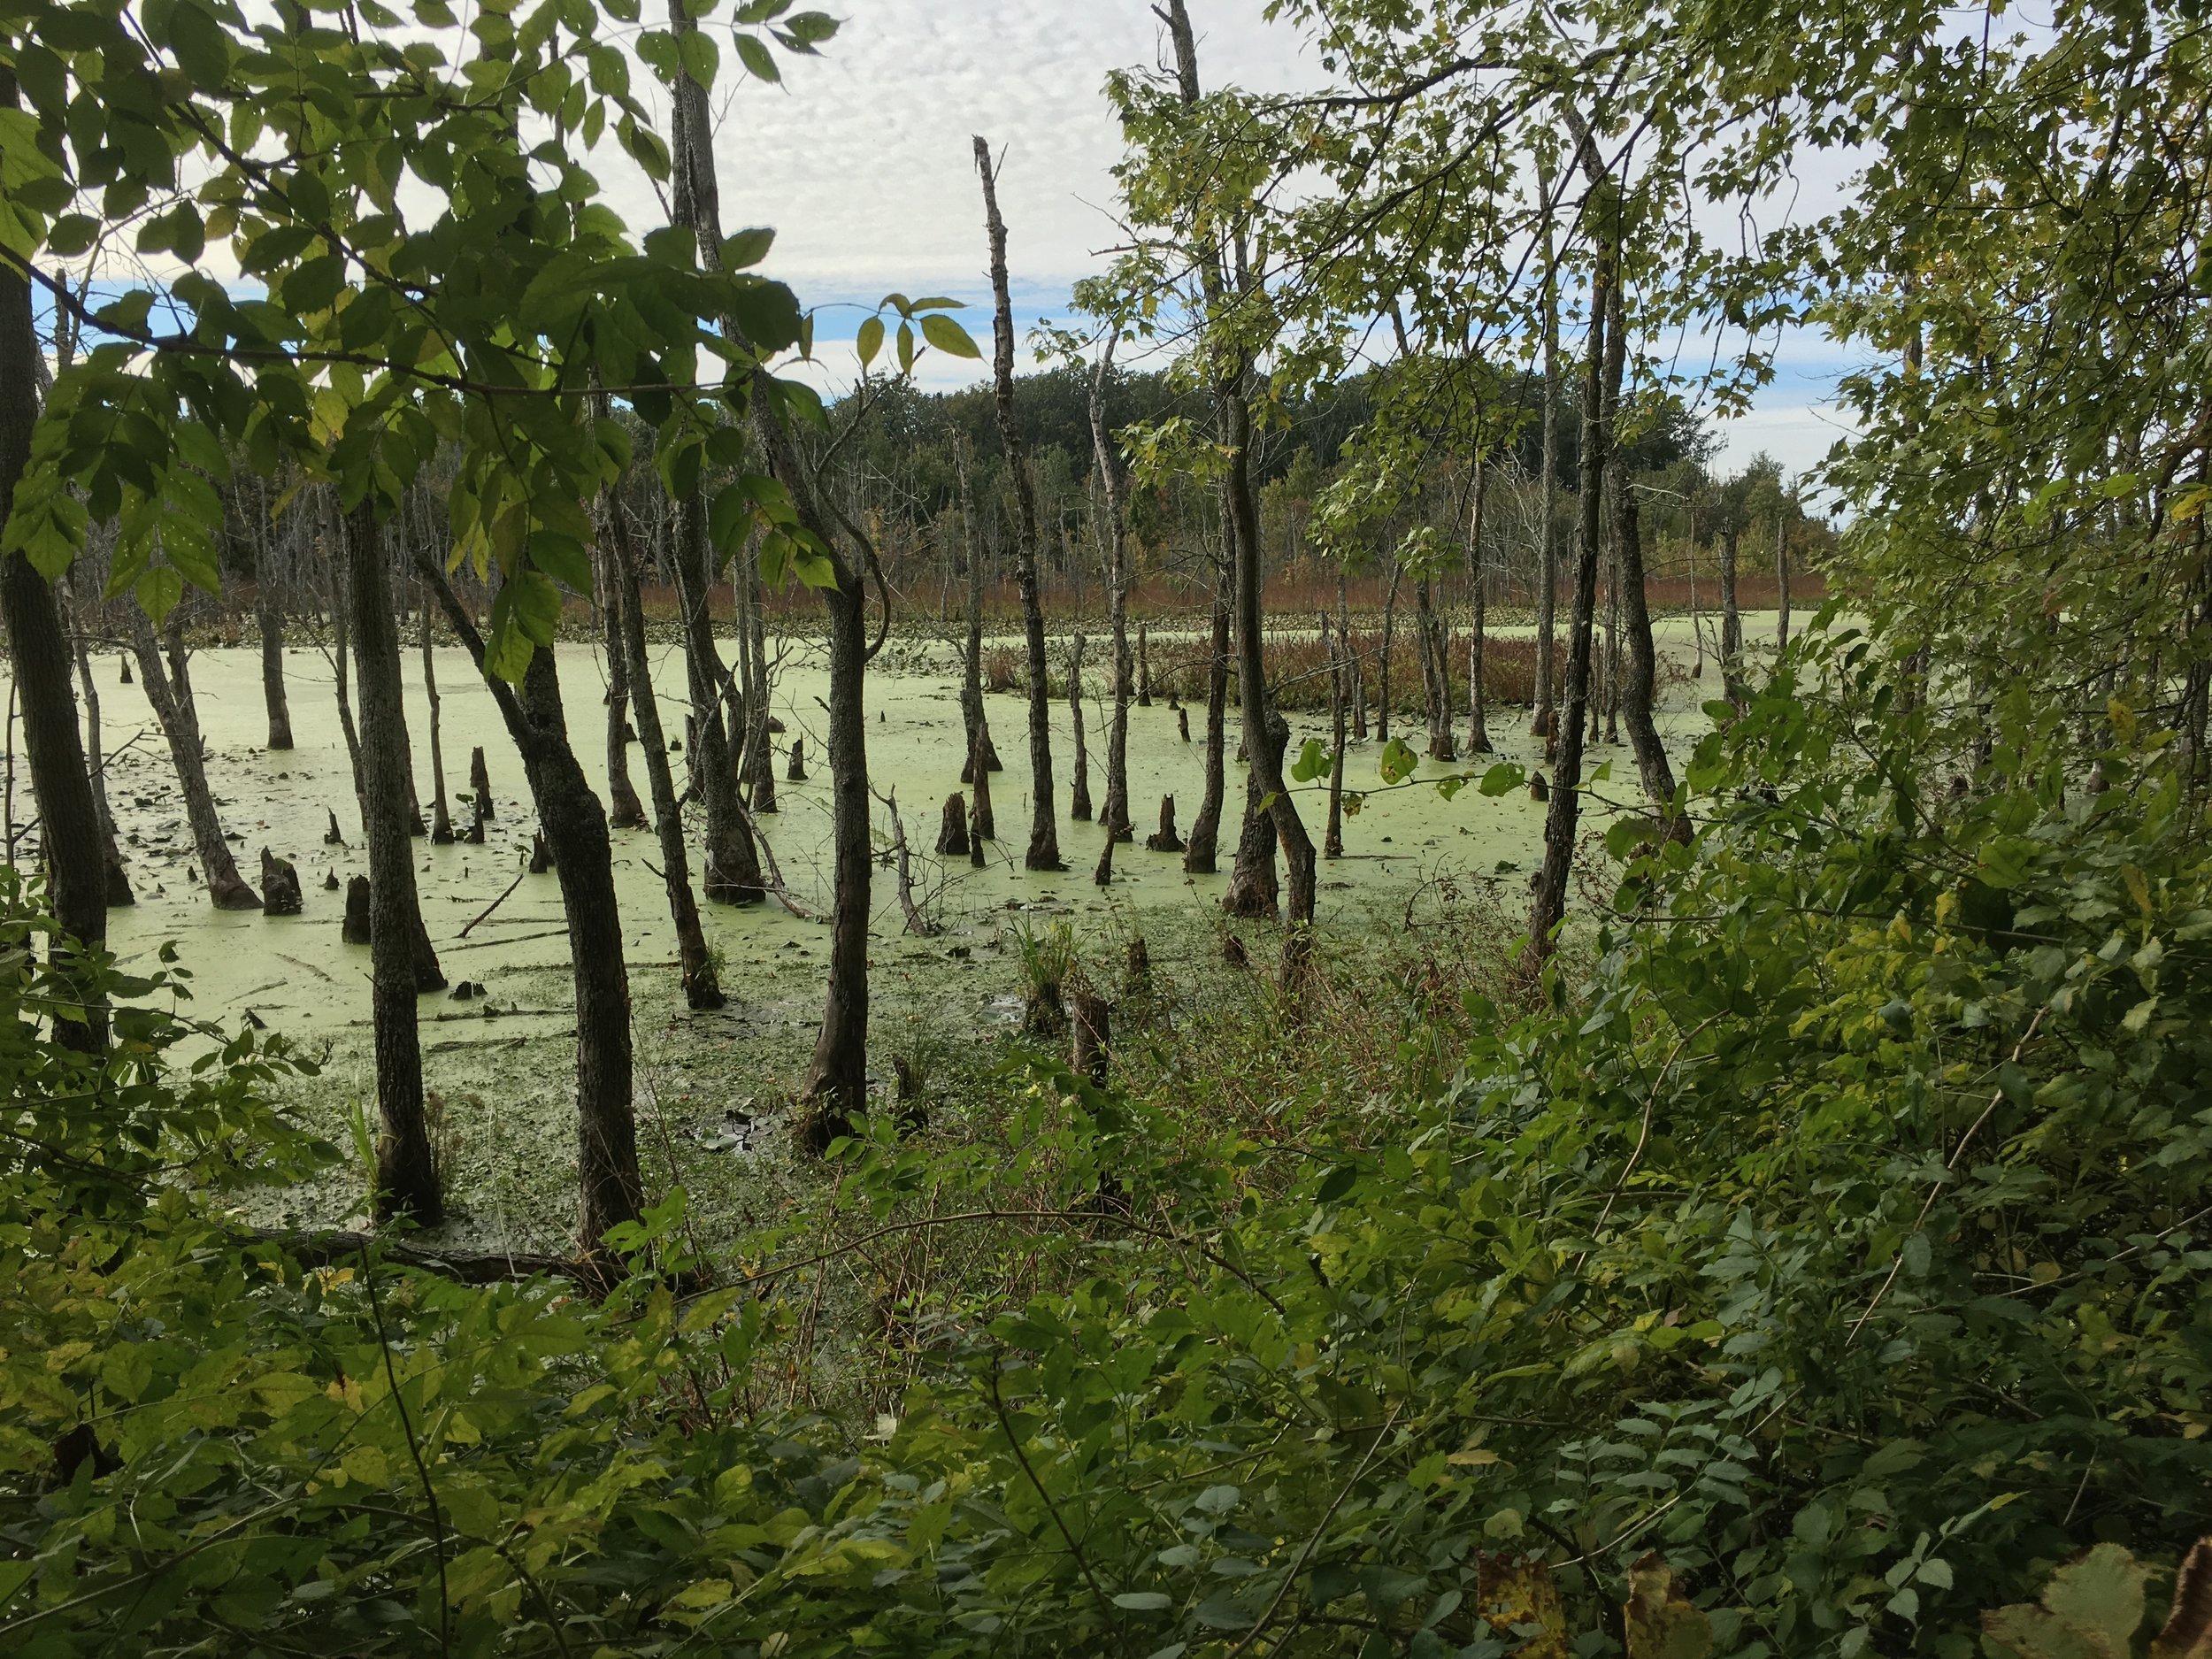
[733, 30, 780, 81]
[722, 227, 774, 268]
[134, 565, 184, 625]
[856, 315, 884, 371]
[1114, 1592, 1174, 1611]
[920, 312, 981, 359]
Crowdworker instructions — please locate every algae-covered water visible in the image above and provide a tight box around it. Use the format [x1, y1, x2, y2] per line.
[4, 614, 1755, 1252]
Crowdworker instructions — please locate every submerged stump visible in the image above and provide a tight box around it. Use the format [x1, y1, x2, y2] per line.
[936, 792, 970, 856]
[1145, 795, 1185, 854]
[342, 876, 372, 945]
[259, 849, 303, 917]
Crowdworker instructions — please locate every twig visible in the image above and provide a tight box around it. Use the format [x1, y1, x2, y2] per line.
[457, 866, 529, 939]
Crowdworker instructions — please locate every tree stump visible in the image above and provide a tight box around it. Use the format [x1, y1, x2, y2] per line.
[1221, 932, 1248, 970]
[259, 849, 303, 917]
[1178, 704, 1190, 742]
[529, 832, 554, 874]
[342, 875, 372, 944]
[1144, 794, 1185, 853]
[323, 809, 344, 846]
[465, 797, 487, 844]
[1024, 979, 1066, 1039]
[322, 870, 340, 891]
[1123, 935, 1152, 1002]
[1093, 828, 1115, 887]
[787, 738, 806, 781]
[1070, 989, 1110, 1085]
[469, 748, 494, 819]
[119, 653, 132, 684]
[1528, 771, 1549, 803]
[1136, 623, 1153, 707]
[936, 792, 971, 856]
[968, 796, 987, 867]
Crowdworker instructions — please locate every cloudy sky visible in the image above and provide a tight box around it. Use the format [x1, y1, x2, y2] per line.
[632, 0, 1863, 488]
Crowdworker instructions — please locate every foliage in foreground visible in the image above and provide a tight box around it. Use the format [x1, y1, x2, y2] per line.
[3, 645, 2211, 1656]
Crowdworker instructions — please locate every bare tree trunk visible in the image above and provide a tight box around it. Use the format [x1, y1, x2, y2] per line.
[975, 135, 1063, 871]
[971, 720, 995, 841]
[0, 211, 109, 1045]
[1324, 611, 1346, 858]
[605, 469, 724, 1010]
[1223, 710, 1287, 919]
[130, 609, 261, 910]
[1137, 621, 1153, 706]
[1417, 575, 1456, 759]
[1720, 524, 1743, 705]
[1529, 190, 1619, 962]
[597, 528, 646, 831]
[323, 524, 365, 803]
[1090, 334, 1133, 841]
[1340, 567, 1366, 741]
[256, 580, 294, 750]
[416, 560, 644, 1258]
[1775, 512, 1792, 651]
[1184, 545, 1231, 873]
[745, 554, 779, 811]
[799, 572, 872, 1126]
[954, 434, 999, 784]
[343, 503, 442, 1225]
[66, 603, 133, 906]
[1601, 490, 1622, 745]
[1378, 559, 1401, 743]
[1066, 634, 1092, 820]
[420, 586, 453, 843]
[1613, 479, 1678, 812]
[671, 498, 764, 902]
[1465, 459, 1492, 754]
[1532, 203, 1561, 741]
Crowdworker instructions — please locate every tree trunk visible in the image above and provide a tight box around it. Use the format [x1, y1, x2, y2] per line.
[1340, 566, 1366, 742]
[1465, 459, 1492, 754]
[1528, 197, 1619, 963]
[417, 560, 644, 1257]
[975, 135, 1063, 871]
[1164, 0, 1317, 980]
[1604, 277, 1677, 817]
[1070, 988, 1110, 1085]
[67, 609, 133, 906]
[954, 435, 1000, 784]
[744, 554, 779, 811]
[1325, 611, 1346, 858]
[1184, 547, 1231, 874]
[971, 721, 995, 841]
[1223, 710, 1287, 920]
[672, 495, 764, 903]
[1067, 633, 1092, 820]
[256, 582, 294, 750]
[597, 529, 647, 831]
[1137, 621, 1152, 707]
[323, 534, 365, 803]
[421, 588, 453, 843]
[606, 460, 725, 1010]
[1533, 204, 1562, 742]
[0, 221, 109, 1042]
[1719, 525, 1744, 706]
[1775, 513, 1791, 651]
[130, 609, 261, 910]
[1601, 487, 1621, 745]
[1377, 560, 1401, 743]
[1090, 335, 1133, 841]
[799, 574, 872, 1125]
[343, 504, 442, 1225]
[1417, 575, 1456, 760]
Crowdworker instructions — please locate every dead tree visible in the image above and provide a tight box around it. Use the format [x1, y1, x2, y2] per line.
[1146, 795, 1184, 853]
[1067, 632, 1092, 821]
[975, 134, 1063, 870]
[937, 792, 971, 856]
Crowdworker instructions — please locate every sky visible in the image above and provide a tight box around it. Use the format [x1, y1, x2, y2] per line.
[647, 0, 1864, 488]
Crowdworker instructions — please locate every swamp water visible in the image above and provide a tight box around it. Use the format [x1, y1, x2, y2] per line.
[4, 616, 1750, 1253]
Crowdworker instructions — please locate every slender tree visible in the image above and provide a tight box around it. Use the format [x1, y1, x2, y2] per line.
[130, 606, 261, 910]
[1089, 332, 1134, 841]
[975, 135, 1064, 871]
[342, 503, 442, 1224]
